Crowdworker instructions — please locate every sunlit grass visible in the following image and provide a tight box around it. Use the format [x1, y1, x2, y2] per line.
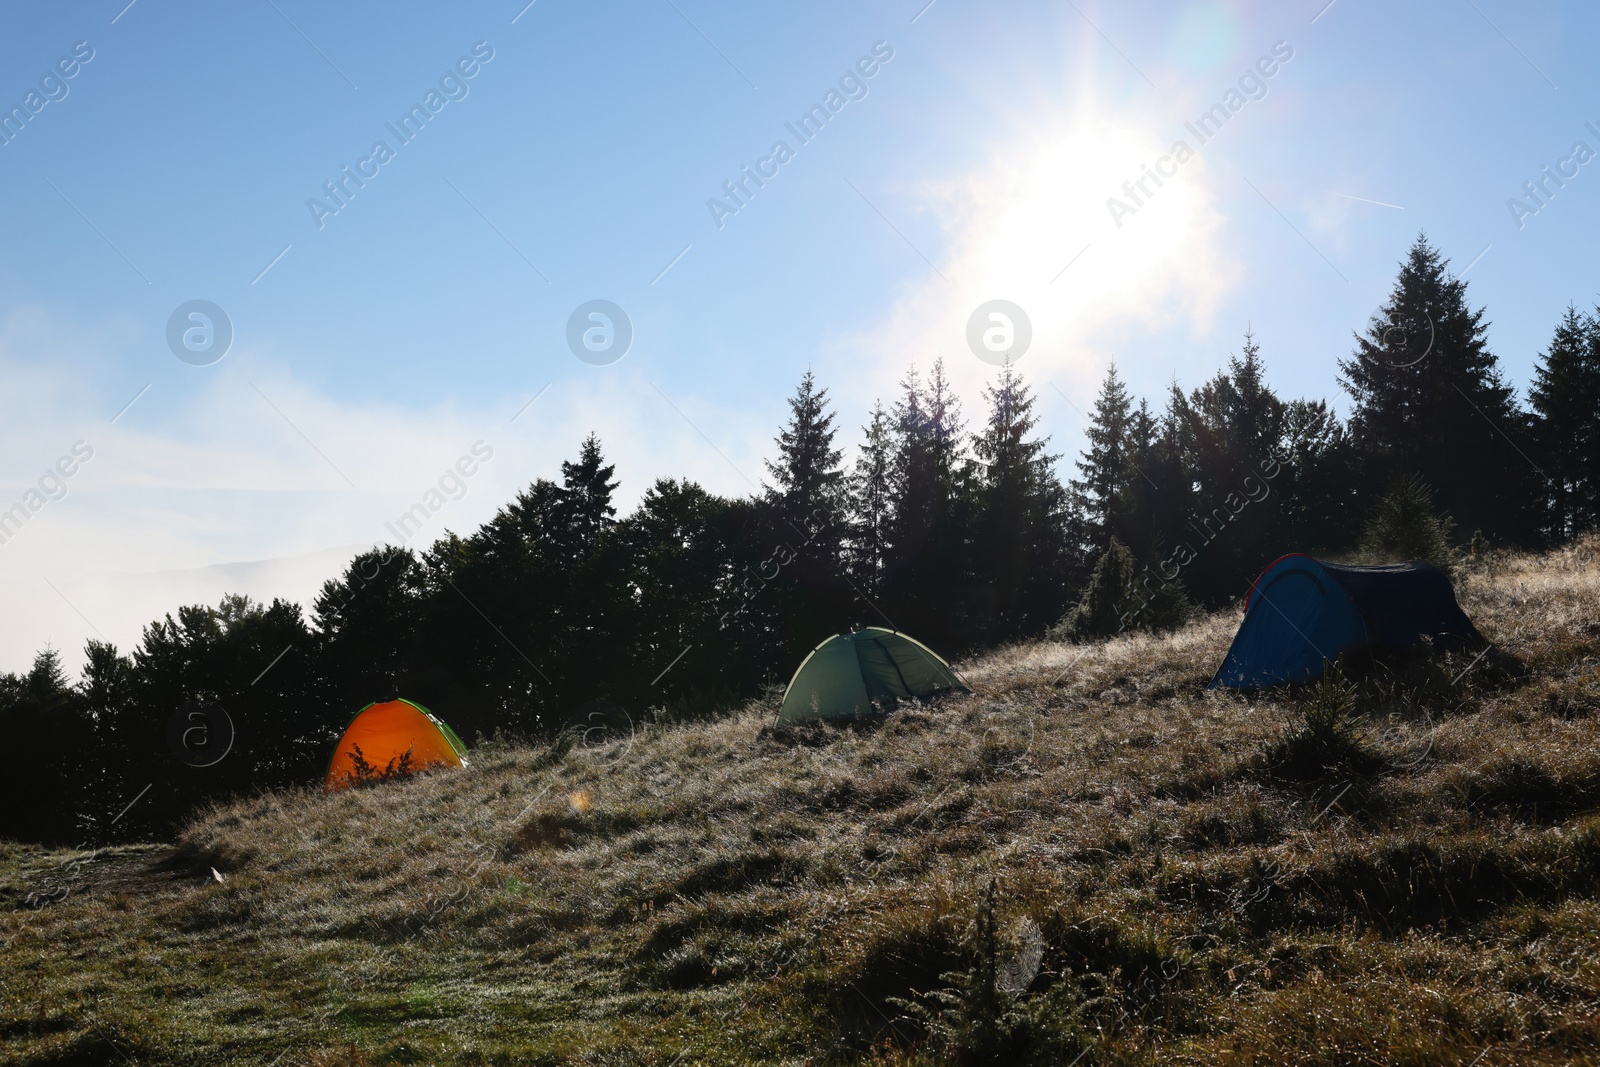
[3, 535, 1598, 1064]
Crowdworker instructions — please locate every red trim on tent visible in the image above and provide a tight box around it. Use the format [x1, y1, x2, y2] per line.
[1244, 553, 1317, 614]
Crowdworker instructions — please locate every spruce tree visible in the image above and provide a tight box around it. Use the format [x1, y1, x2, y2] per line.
[1225, 330, 1283, 468]
[923, 358, 966, 488]
[1070, 364, 1135, 553]
[846, 400, 894, 595]
[0, 648, 91, 844]
[761, 371, 849, 656]
[1051, 537, 1191, 641]
[1124, 390, 1195, 568]
[78, 639, 137, 840]
[315, 547, 428, 714]
[1529, 306, 1600, 540]
[1358, 472, 1456, 574]
[883, 361, 969, 649]
[1276, 398, 1357, 553]
[888, 364, 932, 566]
[1180, 332, 1289, 597]
[1339, 235, 1533, 545]
[969, 364, 1071, 642]
[560, 432, 620, 551]
[765, 370, 846, 551]
[559, 435, 631, 711]
[1114, 398, 1162, 559]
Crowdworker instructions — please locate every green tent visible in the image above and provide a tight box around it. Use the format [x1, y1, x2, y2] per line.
[778, 627, 969, 724]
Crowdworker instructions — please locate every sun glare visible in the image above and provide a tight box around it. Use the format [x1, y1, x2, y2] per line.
[878, 111, 1235, 394]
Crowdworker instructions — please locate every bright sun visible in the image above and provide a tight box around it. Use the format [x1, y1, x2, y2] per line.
[869, 111, 1236, 397]
[955, 120, 1219, 318]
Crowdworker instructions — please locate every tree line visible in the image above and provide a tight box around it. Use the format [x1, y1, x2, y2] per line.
[4, 234, 1596, 846]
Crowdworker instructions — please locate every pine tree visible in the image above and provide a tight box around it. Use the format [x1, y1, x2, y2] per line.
[1358, 472, 1456, 574]
[1225, 330, 1283, 469]
[846, 401, 894, 595]
[969, 364, 1072, 642]
[1070, 363, 1135, 552]
[761, 371, 850, 658]
[883, 361, 970, 649]
[560, 432, 620, 551]
[0, 648, 91, 844]
[1529, 306, 1600, 540]
[1179, 332, 1290, 597]
[765, 370, 846, 550]
[1339, 234, 1534, 545]
[1276, 398, 1357, 553]
[1051, 537, 1191, 641]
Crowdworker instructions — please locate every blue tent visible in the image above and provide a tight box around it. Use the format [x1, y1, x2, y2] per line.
[1209, 554, 1483, 690]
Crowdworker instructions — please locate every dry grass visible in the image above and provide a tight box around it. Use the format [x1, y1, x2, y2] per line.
[2, 537, 1599, 1065]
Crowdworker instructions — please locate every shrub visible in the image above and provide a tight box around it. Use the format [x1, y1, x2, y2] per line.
[1261, 670, 1382, 782]
[887, 880, 1092, 1067]
[1051, 538, 1192, 641]
[335, 745, 416, 789]
[1358, 472, 1456, 574]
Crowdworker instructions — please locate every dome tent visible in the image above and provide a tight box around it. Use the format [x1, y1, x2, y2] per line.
[1209, 554, 1483, 691]
[324, 698, 468, 791]
[779, 627, 968, 724]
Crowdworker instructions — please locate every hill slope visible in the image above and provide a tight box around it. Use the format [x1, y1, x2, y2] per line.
[4, 541, 1600, 1066]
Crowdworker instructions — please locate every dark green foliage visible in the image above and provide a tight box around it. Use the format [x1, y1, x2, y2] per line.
[1340, 234, 1537, 546]
[1070, 362, 1137, 552]
[1529, 305, 1600, 541]
[1260, 670, 1381, 782]
[1094, 331, 1340, 606]
[1274, 397, 1358, 554]
[886, 882, 1097, 1066]
[1358, 472, 1457, 574]
[1052, 538, 1192, 641]
[877, 360, 971, 652]
[888, 880, 1014, 1063]
[845, 400, 894, 598]
[0, 649, 92, 845]
[966, 365, 1076, 645]
[757, 370, 853, 665]
[1174, 332, 1288, 589]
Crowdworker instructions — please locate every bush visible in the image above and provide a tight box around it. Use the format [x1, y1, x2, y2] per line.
[1261, 669, 1382, 782]
[887, 880, 1093, 1067]
[332, 744, 416, 789]
[1051, 538, 1192, 641]
[1358, 473, 1456, 574]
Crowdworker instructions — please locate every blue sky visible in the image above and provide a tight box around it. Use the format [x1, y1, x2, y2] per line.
[0, 0, 1594, 672]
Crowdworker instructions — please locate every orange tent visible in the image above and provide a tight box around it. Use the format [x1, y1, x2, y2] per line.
[323, 698, 468, 792]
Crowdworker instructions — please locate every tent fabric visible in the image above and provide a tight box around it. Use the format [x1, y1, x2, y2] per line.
[323, 698, 468, 791]
[1211, 554, 1483, 690]
[779, 627, 968, 724]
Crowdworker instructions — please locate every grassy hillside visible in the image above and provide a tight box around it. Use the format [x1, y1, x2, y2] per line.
[4, 539, 1600, 1066]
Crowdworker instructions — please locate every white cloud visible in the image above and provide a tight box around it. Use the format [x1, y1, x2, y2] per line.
[0, 306, 773, 674]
